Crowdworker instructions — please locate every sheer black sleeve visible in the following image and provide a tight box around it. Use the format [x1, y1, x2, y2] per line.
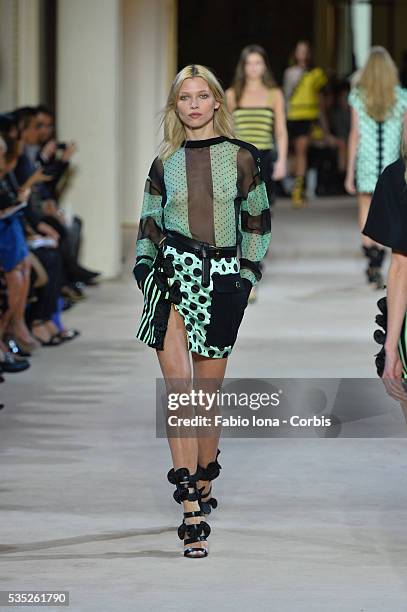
[236, 146, 271, 286]
[133, 157, 166, 287]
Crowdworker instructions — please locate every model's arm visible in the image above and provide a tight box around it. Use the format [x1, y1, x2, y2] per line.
[238, 149, 271, 289]
[318, 91, 335, 144]
[345, 106, 359, 194]
[225, 88, 237, 113]
[383, 251, 407, 378]
[133, 158, 165, 290]
[272, 89, 288, 180]
[282, 67, 292, 101]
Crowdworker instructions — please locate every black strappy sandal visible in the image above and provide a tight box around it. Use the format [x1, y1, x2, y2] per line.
[197, 448, 222, 517]
[167, 466, 210, 558]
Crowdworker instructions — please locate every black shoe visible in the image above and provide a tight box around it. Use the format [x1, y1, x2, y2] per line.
[196, 448, 222, 516]
[0, 352, 30, 373]
[366, 266, 385, 290]
[364, 246, 386, 289]
[83, 277, 100, 286]
[71, 267, 101, 284]
[32, 333, 63, 347]
[167, 466, 210, 558]
[57, 329, 80, 342]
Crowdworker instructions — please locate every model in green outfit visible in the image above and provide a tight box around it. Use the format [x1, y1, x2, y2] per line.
[133, 64, 271, 558]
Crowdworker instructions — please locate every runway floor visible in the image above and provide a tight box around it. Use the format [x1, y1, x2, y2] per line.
[1, 197, 407, 611]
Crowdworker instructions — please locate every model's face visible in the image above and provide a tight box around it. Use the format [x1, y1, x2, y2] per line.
[37, 112, 54, 144]
[176, 77, 220, 131]
[295, 43, 309, 65]
[244, 53, 266, 79]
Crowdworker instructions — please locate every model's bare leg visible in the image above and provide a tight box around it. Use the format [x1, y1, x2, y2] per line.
[1, 267, 23, 337]
[156, 304, 206, 556]
[192, 353, 228, 512]
[293, 135, 309, 178]
[292, 135, 310, 207]
[6, 257, 33, 344]
[156, 304, 196, 471]
[358, 193, 386, 288]
[358, 193, 375, 248]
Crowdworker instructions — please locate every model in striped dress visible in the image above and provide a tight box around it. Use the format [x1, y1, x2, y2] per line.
[226, 44, 287, 209]
[133, 64, 271, 558]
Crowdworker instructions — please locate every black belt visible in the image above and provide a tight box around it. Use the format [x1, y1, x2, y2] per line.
[161, 230, 237, 288]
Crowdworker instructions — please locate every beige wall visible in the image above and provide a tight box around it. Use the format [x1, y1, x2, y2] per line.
[16, 0, 41, 106]
[121, 0, 177, 227]
[1, 0, 177, 277]
[0, 0, 17, 110]
[0, 0, 41, 110]
[56, 0, 176, 277]
[57, 0, 121, 278]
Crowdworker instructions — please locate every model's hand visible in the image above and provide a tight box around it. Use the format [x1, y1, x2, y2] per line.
[133, 263, 153, 292]
[383, 348, 403, 380]
[240, 277, 252, 300]
[272, 159, 286, 181]
[344, 173, 356, 195]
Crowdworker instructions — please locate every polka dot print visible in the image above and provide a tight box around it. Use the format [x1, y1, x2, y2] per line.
[210, 144, 238, 245]
[349, 86, 407, 193]
[163, 243, 240, 358]
[135, 139, 271, 356]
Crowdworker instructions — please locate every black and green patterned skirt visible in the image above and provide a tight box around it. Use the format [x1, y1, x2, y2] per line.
[136, 231, 249, 358]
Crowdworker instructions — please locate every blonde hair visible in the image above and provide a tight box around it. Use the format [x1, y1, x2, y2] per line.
[357, 46, 399, 122]
[159, 64, 234, 161]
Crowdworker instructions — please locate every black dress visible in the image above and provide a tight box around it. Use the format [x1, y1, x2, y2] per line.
[363, 157, 407, 378]
[363, 157, 407, 253]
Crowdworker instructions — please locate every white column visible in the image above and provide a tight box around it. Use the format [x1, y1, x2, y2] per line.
[351, 0, 372, 69]
[57, 0, 121, 278]
[121, 0, 177, 226]
[0, 0, 17, 110]
[0, 0, 41, 110]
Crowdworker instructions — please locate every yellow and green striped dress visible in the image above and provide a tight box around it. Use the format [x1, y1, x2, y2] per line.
[232, 89, 276, 150]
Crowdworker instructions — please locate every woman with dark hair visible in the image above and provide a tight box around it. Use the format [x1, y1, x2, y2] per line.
[283, 40, 331, 207]
[226, 44, 287, 207]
